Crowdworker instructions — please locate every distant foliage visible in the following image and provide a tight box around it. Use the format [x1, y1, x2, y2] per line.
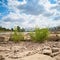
[0, 26, 11, 32]
[10, 27, 24, 42]
[30, 28, 49, 42]
[17, 26, 21, 32]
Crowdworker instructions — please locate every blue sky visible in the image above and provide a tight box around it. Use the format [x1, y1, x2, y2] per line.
[0, 0, 60, 28]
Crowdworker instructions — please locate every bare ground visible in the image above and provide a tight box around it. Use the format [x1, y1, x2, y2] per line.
[0, 41, 60, 60]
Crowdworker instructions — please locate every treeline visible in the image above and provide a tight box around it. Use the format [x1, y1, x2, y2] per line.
[11, 26, 25, 32]
[0, 26, 11, 31]
[49, 26, 60, 31]
[0, 26, 25, 32]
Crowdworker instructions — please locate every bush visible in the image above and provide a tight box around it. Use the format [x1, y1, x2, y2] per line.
[30, 28, 49, 42]
[10, 27, 24, 42]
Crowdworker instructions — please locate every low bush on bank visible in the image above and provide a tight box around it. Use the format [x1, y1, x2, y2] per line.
[10, 27, 24, 42]
[30, 28, 49, 42]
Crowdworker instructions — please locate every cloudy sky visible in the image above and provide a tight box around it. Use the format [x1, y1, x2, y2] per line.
[0, 0, 60, 29]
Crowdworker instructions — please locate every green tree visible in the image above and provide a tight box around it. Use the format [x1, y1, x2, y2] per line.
[17, 26, 21, 32]
[11, 28, 14, 31]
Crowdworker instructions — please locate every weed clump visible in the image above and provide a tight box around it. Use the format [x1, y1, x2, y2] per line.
[10, 27, 24, 42]
[30, 28, 49, 42]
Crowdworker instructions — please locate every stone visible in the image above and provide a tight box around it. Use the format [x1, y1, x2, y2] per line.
[22, 54, 56, 60]
[42, 46, 52, 56]
[51, 47, 60, 57]
[42, 49, 52, 55]
[51, 52, 60, 57]
[52, 47, 59, 53]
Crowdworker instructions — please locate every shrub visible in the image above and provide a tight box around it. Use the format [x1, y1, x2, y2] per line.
[30, 28, 49, 42]
[10, 27, 24, 42]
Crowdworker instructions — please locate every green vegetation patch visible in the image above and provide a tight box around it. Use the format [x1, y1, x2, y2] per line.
[30, 28, 49, 42]
[10, 27, 24, 42]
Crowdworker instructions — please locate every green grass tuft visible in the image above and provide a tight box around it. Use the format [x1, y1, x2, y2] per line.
[30, 28, 49, 42]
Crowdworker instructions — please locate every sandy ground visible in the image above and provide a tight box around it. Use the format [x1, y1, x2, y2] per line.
[0, 41, 60, 60]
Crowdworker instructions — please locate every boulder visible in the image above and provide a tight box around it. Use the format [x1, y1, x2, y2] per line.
[22, 54, 56, 60]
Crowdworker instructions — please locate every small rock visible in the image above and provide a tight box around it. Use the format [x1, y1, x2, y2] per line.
[51, 52, 60, 57]
[42, 49, 52, 55]
[42, 46, 52, 56]
[52, 47, 59, 53]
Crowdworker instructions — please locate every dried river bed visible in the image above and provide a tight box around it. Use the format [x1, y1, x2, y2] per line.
[0, 41, 60, 60]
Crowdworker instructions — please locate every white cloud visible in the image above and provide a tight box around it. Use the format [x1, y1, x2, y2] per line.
[0, 0, 60, 28]
[7, 0, 27, 13]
